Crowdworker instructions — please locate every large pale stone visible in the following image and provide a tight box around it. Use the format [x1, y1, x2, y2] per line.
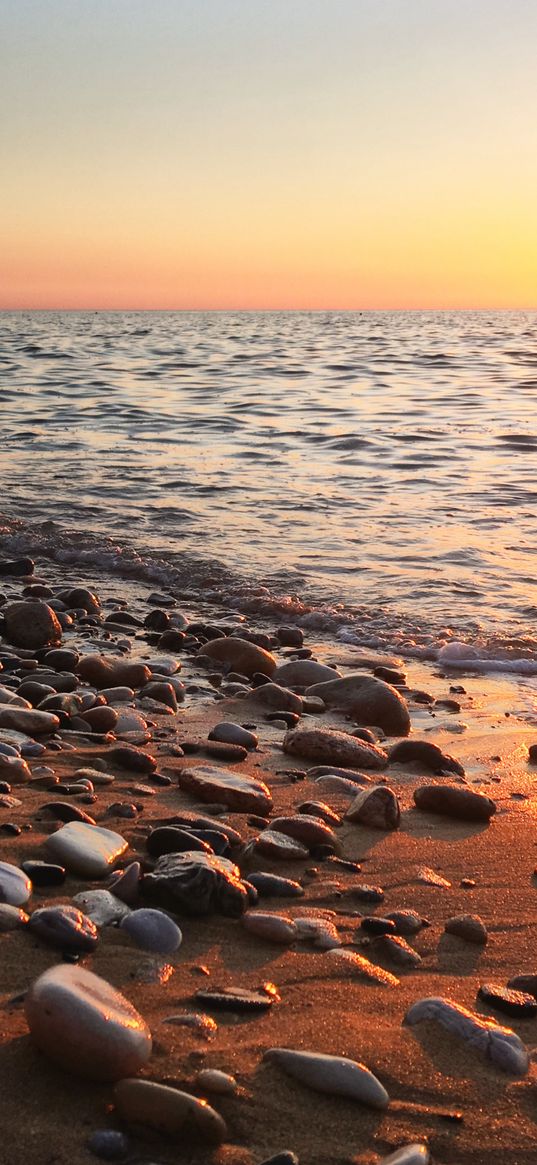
[178, 764, 272, 814]
[0, 861, 32, 906]
[196, 636, 276, 678]
[306, 674, 410, 736]
[264, 1048, 389, 1108]
[114, 1078, 227, 1143]
[283, 726, 387, 770]
[3, 601, 62, 649]
[45, 821, 128, 878]
[248, 682, 303, 714]
[25, 965, 151, 1081]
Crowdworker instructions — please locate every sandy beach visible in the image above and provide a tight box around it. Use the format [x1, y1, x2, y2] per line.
[0, 562, 536, 1165]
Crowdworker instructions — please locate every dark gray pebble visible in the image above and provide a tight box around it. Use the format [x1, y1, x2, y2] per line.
[478, 983, 537, 1018]
[87, 1130, 130, 1160]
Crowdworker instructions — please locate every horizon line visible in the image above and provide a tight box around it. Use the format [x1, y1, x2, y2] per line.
[1, 305, 536, 314]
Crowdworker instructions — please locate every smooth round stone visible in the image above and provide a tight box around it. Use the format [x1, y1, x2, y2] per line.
[45, 821, 128, 877]
[113, 1078, 227, 1142]
[445, 914, 488, 944]
[87, 1129, 130, 1160]
[121, 908, 182, 953]
[146, 656, 181, 676]
[73, 889, 131, 926]
[0, 902, 29, 930]
[247, 873, 304, 898]
[242, 912, 297, 944]
[3, 600, 62, 650]
[196, 1068, 237, 1095]
[0, 860, 32, 905]
[208, 722, 258, 750]
[264, 1048, 389, 1108]
[29, 905, 98, 952]
[21, 860, 66, 887]
[25, 965, 152, 1080]
[381, 1147, 430, 1165]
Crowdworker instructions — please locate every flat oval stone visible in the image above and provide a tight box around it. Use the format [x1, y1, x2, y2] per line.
[113, 1078, 227, 1143]
[247, 873, 304, 898]
[45, 821, 128, 878]
[507, 974, 537, 999]
[40, 800, 96, 825]
[284, 726, 387, 770]
[25, 964, 152, 1080]
[294, 917, 340, 949]
[255, 830, 309, 861]
[361, 916, 397, 936]
[73, 889, 131, 926]
[121, 908, 182, 953]
[0, 707, 60, 735]
[413, 784, 496, 822]
[29, 905, 98, 952]
[242, 912, 297, 944]
[389, 739, 464, 775]
[178, 764, 272, 814]
[208, 722, 258, 750]
[0, 860, 32, 905]
[264, 1048, 389, 1108]
[298, 801, 341, 826]
[147, 826, 213, 858]
[197, 636, 276, 678]
[478, 983, 537, 1018]
[195, 987, 274, 1012]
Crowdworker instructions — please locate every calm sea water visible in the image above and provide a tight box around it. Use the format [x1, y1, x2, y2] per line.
[1, 309, 537, 661]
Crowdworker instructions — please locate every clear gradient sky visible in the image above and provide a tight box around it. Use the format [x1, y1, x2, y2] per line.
[1, 0, 536, 310]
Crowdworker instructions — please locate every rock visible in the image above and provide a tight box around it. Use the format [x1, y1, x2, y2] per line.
[276, 626, 304, 647]
[294, 917, 340, 949]
[25, 965, 152, 1080]
[28, 905, 98, 952]
[242, 912, 298, 943]
[196, 1068, 237, 1095]
[389, 739, 465, 775]
[0, 707, 60, 734]
[168, 810, 242, 848]
[306, 674, 410, 736]
[86, 1129, 130, 1161]
[386, 910, 429, 936]
[83, 705, 119, 733]
[263, 1048, 389, 1108]
[326, 949, 399, 987]
[73, 889, 131, 926]
[0, 754, 31, 783]
[507, 974, 537, 998]
[298, 801, 341, 826]
[351, 884, 385, 903]
[108, 745, 156, 773]
[40, 800, 96, 825]
[45, 821, 128, 878]
[3, 601, 62, 649]
[197, 637, 276, 678]
[144, 850, 250, 917]
[0, 903, 29, 930]
[529, 743, 537, 763]
[121, 908, 182, 953]
[361, 916, 397, 936]
[76, 655, 151, 690]
[140, 681, 178, 711]
[247, 873, 304, 898]
[208, 722, 258, 749]
[283, 727, 387, 770]
[308, 764, 372, 785]
[445, 914, 488, 944]
[0, 557, 34, 576]
[374, 935, 421, 967]
[108, 862, 142, 905]
[147, 826, 214, 858]
[413, 784, 496, 822]
[270, 815, 340, 852]
[380, 1147, 430, 1165]
[195, 987, 274, 1012]
[255, 830, 309, 861]
[250, 683, 303, 714]
[345, 785, 400, 830]
[0, 861, 32, 905]
[113, 1078, 226, 1143]
[478, 983, 537, 1018]
[57, 586, 101, 613]
[178, 764, 272, 814]
[404, 996, 529, 1075]
[204, 740, 248, 762]
[273, 660, 340, 687]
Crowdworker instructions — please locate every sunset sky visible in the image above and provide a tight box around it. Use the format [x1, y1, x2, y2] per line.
[2, 0, 536, 310]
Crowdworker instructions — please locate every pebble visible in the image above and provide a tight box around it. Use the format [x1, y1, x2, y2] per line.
[345, 784, 400, 830]
[283, 726, 388, 770]
[413, 784, 496, 822]
[380, 1147, 430, 1165]
[294, 916, 340, 949]
[374, 934, 422, 967]
[25, 964, 152, 1080]
[0, 860, 32, 905]
[145, 851, 250, 917]
[389, 739, 465, 775]
[87, 1129, 130, 1161]
[273, 659, 340, 686]
[247, 873, 304, 898]
[114, 1078, 227, 1142]
[108, 861, 141, 904]
[45, 821, 128, 878]
[198, 636, 276, 678]
[507, 974, 537, 999]
[0, 903, 29, 930]
[255, 830, 309, 861]
[326, 948, 400, 987]
[270, 814, 340, 852]
[162, 1012, 218, 1037]
[252, 683, 303, 714]
[196, 1068, 238, 1095]
[264, 1048, 389, 1108]
[242, 912, 298, 943]
[477, 982, 537, 1018]
[28, 905, 99, 952]
[195, 987, 275, 1012]
[0, 707, 60, 735]
[298, 801, 341, 826]
[208, 721, 258, 749]
[306, 673, 410, 736]
[361, 916, 397, 936]
[351, 884, 385, 904]
[416, 867, 451, 888]
[0, 755, 32, 783]
[121, 908, 182, 953]
[73, 889, 131, 926]
[386, 910, 429, 935]
[178, 764, 272, 814]
[147, 825, 214, 857]
[3, 600, 62, 650]
[258, 1155, 298, 1165]
[404, 996, 529, 1075]
[445, 914, 488, 944]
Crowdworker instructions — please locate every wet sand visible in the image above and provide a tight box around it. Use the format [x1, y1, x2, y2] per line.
[1, 597, 537, 1165]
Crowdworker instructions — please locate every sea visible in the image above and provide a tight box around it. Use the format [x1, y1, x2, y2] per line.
[2, 308, 537, 672]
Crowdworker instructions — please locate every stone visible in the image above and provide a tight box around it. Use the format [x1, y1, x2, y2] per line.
[0, 861, 32, 905]
[294, 916, 340, 949]
[380, 1148, 430, 1165]
[373, 935, 421, 967]
[247, 873, 304, 898]
[345, 785, 400, 830]
[208, 722, 258, 749]
[0, 707, 60, 734]
[168, 811, 242, 847]
[40, 800, 96, 825]
[326, 948, 400, 987]
[144, 850, 250, 917]
[255, 830, 309, 861]
[197, 636, 276, 678]
[76, 655, 151, 690]
[283, 726, 387, 769]
[417, 867, 451, 888]
[108, 861, 142, 905]
[108, 745, 156, 773]
[250, 683, 303, 714]
[298, 800, 341, 825]
[28, 905, 98, 952]
[477, 983, 537, 1018]
[308, 764, 372, 785]
[121, 908, 182, 953]
[361, 916, 397, 936]
[141, 681, 178, 711]
[195, 987, 274, 1012]
[196, 1068, 237, 1095]
[113, 1078, 227, 1143]
[178, 764, 272, 814]
[57, 586, 101, 613]
[0, 903, 29, 930]
[83, 705, 119, 733]
[73, 889, 131, 926]
[0, 754, 31, 783]
[87, 1129, 130, 1161]
[273, 660, 340, 687]
[404, 996, 529, 1075]
[306, 674, 410, 736]
[204, 740, 248, 762]
[413, 784, 496, 822]
[389, 739, 465, 775]
[386, 910, 429, 936]
[264, 1048, 389, 1108]
[45, 821, 128, 878]
[3, 601, 62, 650]
[270, 815, 340, 852]
[147, 826, 214, 858]
[242, 912, 298, 943]
[25, 964, 152, 1080]
[445, 914, 488, 944]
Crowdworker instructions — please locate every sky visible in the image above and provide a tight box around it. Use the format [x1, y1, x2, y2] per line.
[1, 0, 536, 310]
